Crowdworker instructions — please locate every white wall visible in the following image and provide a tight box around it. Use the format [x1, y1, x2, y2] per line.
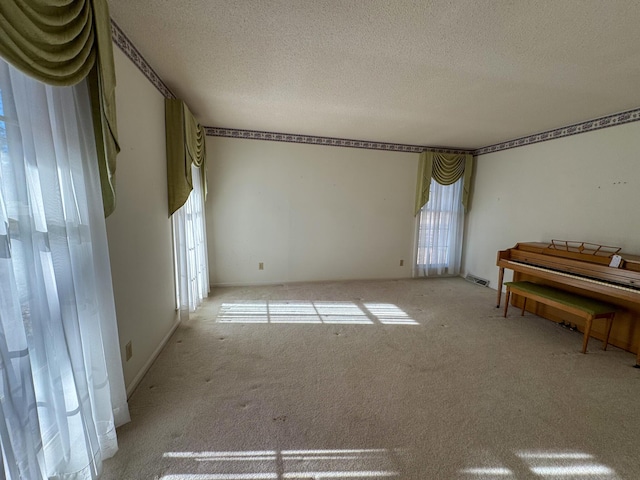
[463, 121, 640, 288]
[206, 138, 418, 285]
[106, 47, 177, 391]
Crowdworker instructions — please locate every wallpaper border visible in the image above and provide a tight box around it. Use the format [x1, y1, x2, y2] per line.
[110, 20, 640, 156]
[110, 19, 175, 100]
[204, 127, 472, 154]
[474, 107, 640, 156]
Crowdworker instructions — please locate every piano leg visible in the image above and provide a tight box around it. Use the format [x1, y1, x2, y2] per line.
[581, 316, 593, 354]
[602, 315, 613, 351]
[503, 288, 511, 318]
[636, 349, 640, 369]
[496, 267, 505, 307]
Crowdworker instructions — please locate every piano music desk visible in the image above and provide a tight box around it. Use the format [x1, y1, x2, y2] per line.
[504, 281, 617, 354]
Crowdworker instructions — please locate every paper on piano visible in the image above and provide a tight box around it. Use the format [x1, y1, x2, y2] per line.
[609, 254, 623, 268]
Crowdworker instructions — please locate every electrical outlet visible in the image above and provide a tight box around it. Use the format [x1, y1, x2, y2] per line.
[125, 341, 132, 361]
[259, 262, 264, 270]
[400, 259, 404, 266]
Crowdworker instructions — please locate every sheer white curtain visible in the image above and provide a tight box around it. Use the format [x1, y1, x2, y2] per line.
[0, 58, 128, 479]
[415, 177, 464, 277]
[172, 163, 209, 319]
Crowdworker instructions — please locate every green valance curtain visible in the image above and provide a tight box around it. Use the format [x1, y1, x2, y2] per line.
[166, 98, 207, 216]
[415, 151, 473, 215]
[0, 0, 120, 216]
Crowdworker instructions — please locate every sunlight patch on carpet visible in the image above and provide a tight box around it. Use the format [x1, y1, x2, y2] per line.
[160, 449, 400, 479]
[216, 301, 418, 325]
[460, 450, 617, 479]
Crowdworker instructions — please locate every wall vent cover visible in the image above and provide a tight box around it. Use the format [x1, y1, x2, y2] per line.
[466, 273, 490, 287]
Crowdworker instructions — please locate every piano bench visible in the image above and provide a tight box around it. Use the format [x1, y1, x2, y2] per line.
[503, 281, 617, 354]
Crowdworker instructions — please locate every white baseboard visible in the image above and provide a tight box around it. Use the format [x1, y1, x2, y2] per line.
[210, 276, 416, 288]
[211, 280, 287, 287]
[125, 311, 180, 398]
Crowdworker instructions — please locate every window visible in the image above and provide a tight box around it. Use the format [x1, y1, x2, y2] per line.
[0, 57, 127, 479]
[415, 177, 464, 276]
[172, 163, 209, 318]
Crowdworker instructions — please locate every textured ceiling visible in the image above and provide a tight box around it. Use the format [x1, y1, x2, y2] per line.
[107, 0, 640, 149]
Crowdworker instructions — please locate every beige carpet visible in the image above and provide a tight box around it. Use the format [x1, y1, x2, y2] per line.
[102, 278, 640, 479]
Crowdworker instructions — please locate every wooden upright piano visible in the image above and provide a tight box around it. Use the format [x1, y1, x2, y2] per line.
[496, 241, 640, 365]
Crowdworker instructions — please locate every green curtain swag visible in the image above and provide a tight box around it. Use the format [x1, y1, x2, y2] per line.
[0, 0, 119, 217]
[166, 98, 207, 216]
[414, 151, 473, 215]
